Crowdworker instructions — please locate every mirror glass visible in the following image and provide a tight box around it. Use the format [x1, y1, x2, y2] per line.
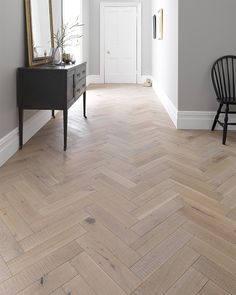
[25, 0, 54, 66]
[31, 0, 52, 58]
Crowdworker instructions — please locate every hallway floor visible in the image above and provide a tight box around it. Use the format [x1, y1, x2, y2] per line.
[0, 84, 236, 294]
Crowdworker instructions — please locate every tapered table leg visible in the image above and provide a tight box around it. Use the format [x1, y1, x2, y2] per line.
[19, 108, 24, 150]
[52, 110, 55, 118]
[63, 109, 68, 151]
[83, 91, 87, 119]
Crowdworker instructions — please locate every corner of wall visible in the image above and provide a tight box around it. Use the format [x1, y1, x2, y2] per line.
[0, 110, 55, 167]
[152, 77, 178, 128]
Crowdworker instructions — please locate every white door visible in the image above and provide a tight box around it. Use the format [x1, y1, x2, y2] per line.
[104, 6, 137, 83]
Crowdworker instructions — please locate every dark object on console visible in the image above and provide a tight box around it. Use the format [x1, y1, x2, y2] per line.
[153, 15, 157, 39]
[211, 55, 236, 145]
[17, 62, 87, 151]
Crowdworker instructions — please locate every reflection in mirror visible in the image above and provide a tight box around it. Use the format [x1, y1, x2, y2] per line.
[51, 0, 62, 37]
[25, 0, 54, 66]
[31, 0, 52, 58]
[63, 0, 83, 63]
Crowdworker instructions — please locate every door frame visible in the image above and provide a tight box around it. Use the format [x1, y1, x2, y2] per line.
[100, 2, 142, 84]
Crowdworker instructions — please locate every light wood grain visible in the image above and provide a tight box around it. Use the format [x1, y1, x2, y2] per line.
[131, 228, 192, 279]
[0, 84, 235, 294]
[132, 246, 199, 295]
[193, 256, 236, 294]
[0, 242, 82, 295]
[164, 267, 208, 295]
[199, 281, 231, 295]
[71, 252, 127, 295]
[63, 275, 96, 295]
[17, 262, 77, 295]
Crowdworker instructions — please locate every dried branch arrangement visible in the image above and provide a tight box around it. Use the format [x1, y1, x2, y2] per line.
[53, 16, 84, 51]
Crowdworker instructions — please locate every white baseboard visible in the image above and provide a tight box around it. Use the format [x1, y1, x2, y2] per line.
[177, 111, 215, 129]
[87, 75, 153, 85]
[87, 75, 103, 85]
[152, 78, 178, 127]
[0, 110, 54, 167]
[151, 76, 236, 130]
[177, 111, 214, 129]
[138, 75, 153, 85]
[177, 111, 236, 130]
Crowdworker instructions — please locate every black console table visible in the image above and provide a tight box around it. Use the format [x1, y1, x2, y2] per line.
[17, 62, 87, 151]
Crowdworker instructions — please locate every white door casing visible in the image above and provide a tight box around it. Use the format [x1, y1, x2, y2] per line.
[100, 2, 142, 84]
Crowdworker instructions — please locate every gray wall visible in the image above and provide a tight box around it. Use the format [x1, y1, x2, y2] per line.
[179, 0, 236, 111]
[152, 0, 179, 108]
[0, 1, 62, 141]
[0, 1, 25, 139]
[151, 0, 236, 112]
[89, 0, 152, 75]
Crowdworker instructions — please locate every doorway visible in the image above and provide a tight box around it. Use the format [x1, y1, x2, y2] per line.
[100, 2, 141, 84]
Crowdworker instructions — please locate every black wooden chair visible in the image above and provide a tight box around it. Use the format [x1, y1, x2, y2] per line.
[211, 55, 236, 144]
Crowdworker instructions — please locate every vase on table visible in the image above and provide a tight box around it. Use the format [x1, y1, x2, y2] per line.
[51, 47, 63, 65]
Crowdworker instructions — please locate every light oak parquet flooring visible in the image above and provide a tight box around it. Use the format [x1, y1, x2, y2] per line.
[0, 84, 236, 294]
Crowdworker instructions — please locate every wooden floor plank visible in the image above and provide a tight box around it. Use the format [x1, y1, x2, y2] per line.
[0, 256, 11, 284]
[199, 281, 231, 295]
[131, 212, 186, 256]
[7, 225, 85, 274]
[131, 190, 179, 220]
[0, 218, 23, 262]
[71, 252, 127, 295]
[0, 242, 82, 295]
[131, 199, 184, 236]
[193, 256, 236, 295]
[17, 262, 77, 295]
[85, 204, 139, 245]
[19, 209, 89, 252]
[164, 267, 208, 295]
[0, 201, 33, 241]
[132, 246, 199, 295]
[80, 218, 140, 268]
[63, 275, 96, 295]
[130, 228, 192, 279]
[188, 237, 236, 275]
[182, 221, 236, 261]
[77, 234, 140, 293]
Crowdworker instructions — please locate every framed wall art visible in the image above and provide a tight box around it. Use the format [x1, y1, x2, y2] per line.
[158, 9, 163, 40]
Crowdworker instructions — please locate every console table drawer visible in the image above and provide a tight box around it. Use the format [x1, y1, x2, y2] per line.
[75, 64, 86, 82]
[75, 78, 86, 99]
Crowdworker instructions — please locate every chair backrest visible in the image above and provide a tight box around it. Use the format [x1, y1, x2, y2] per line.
[211, 55, 236, 103]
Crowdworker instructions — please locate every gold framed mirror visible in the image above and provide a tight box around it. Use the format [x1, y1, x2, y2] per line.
[25, 0, 54, 66]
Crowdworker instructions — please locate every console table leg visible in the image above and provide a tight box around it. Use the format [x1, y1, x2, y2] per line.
[63, 109, 68, 151]
[83, 91, 87, 119]
[52, 110, 55, 118]
[19, 108, 24, 150]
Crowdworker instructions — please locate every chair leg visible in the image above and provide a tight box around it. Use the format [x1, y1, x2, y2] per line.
[212, 103, 223, 131]
[223, 104, 229, 145]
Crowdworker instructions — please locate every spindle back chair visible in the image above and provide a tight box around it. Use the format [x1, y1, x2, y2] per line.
[211, 55, 236, 144]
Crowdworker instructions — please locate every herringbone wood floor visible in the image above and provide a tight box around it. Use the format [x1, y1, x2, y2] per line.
[0, 84, 236, 295]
